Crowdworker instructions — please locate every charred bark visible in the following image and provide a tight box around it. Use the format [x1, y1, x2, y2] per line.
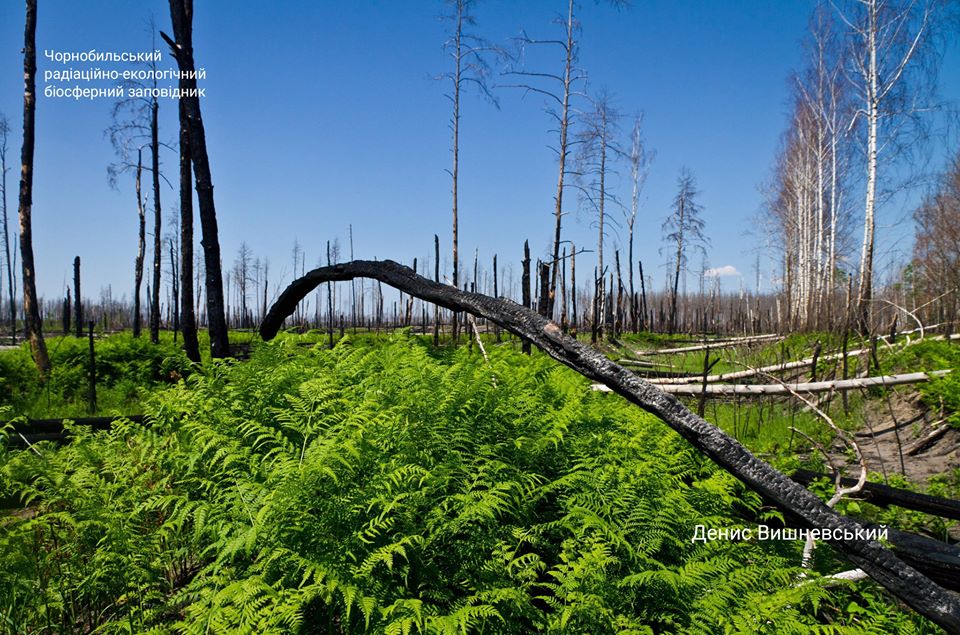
[161, 0, 229, 358]
[178, 98, 200, 363]
[16, 0, 49, 376]
[150, 98, 162, 344]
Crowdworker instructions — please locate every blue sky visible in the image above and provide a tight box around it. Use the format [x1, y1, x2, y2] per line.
[0, 1, 957, 305]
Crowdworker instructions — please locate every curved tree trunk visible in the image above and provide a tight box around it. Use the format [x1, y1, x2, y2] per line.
[260, 259, 960, 633]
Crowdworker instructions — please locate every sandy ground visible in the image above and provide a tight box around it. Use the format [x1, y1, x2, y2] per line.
[843, 394, 960, 485]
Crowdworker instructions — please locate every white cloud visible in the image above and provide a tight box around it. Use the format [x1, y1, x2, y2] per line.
[704, 265, 740, 278]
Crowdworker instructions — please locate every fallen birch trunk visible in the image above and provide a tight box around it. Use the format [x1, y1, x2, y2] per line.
[647, 333, 960, 385]
[610, 371, 951, 396]
[260, 259, 960, 631]
[631, 333, 782, 356]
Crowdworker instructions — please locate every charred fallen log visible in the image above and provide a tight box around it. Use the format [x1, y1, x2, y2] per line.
[791, 469, 960, 521]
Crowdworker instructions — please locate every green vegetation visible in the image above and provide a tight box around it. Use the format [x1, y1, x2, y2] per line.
[0, 335, 948, 633]
[0, 333, 192, 419]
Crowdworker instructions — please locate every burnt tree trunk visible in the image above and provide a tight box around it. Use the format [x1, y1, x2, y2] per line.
[258, 259, 960, 633]
[178, 98, 200, 363]
[538, 261, 550, 318]
[62, 291, 70, 336]
[521, 240, 531, 354]
[133, 150, 146, 338]
[1, 117, 15, 345]
[169, 238, 179, 339]
[87, 321, 97, 414]
[73, 255, 81, 337]
[17, 0, 49, 376]
[433, 234, 440, 346]
[161, 0, 229, 358]
[150, 97, 162, 344]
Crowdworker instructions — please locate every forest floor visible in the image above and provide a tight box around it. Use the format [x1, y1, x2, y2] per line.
[843, 393, 960, 486]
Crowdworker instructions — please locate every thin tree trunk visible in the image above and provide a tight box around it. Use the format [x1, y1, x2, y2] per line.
[169, 238, 179, 340]
[571, 243, 577, 335]
[327, 240, 334, 349]
[179, 98, 200, 362]
[639, 260, 648, 332]
[73, 256, 81, 337]
[133, 150, 145, 337]
[17, 0, 49, 375]
[549, 0, 575, 315]
[150, 97, 162, 344]
[434, 234, 440, 345]
[521, 240, 531, 354]
[1, 118, 15, 345]
[450, 1, 462, 344]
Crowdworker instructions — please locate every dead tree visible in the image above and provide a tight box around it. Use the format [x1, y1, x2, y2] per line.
[576, 91, 621, 339]
[662, 168, 707, 334]
[73, 256, 81, 337]
[440, 0, 497, 343]
[233, 242, 252, 328]
[16, 0, 49, 375]
[161, 0, 229, 358]
[521, 240, 531, 353]
[106, 26, 168, 344]
[106, 99, 152, 339]
[149, 95, 162, 343]
[0, 113, 15, 343]
[502, 0, 583, 317]
[178, 98, 200, 362]
[258, 259, 960, 632]
[626, 114, 653, 332]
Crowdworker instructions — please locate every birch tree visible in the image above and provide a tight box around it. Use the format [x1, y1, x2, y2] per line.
[626, 113, 653, 332]
[767, 4, 855, 330]
[834, 0, 939, 333]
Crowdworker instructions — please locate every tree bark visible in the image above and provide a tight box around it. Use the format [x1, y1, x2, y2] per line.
[624, 370, 949, 396]
[1, 117, 15, 345]
[17, 0, 49, 376]
[259, 259, 960, 632]
[548, 0, 575, 316]
[150, 98, 162, 344]
[161, 0, 229, 358]
[73, 256, 81, 337]
[133, 150, 145, 337]
[178, 98, 200, 362]
[521, 241, 531, 354]
[450, 1, 462, 344]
